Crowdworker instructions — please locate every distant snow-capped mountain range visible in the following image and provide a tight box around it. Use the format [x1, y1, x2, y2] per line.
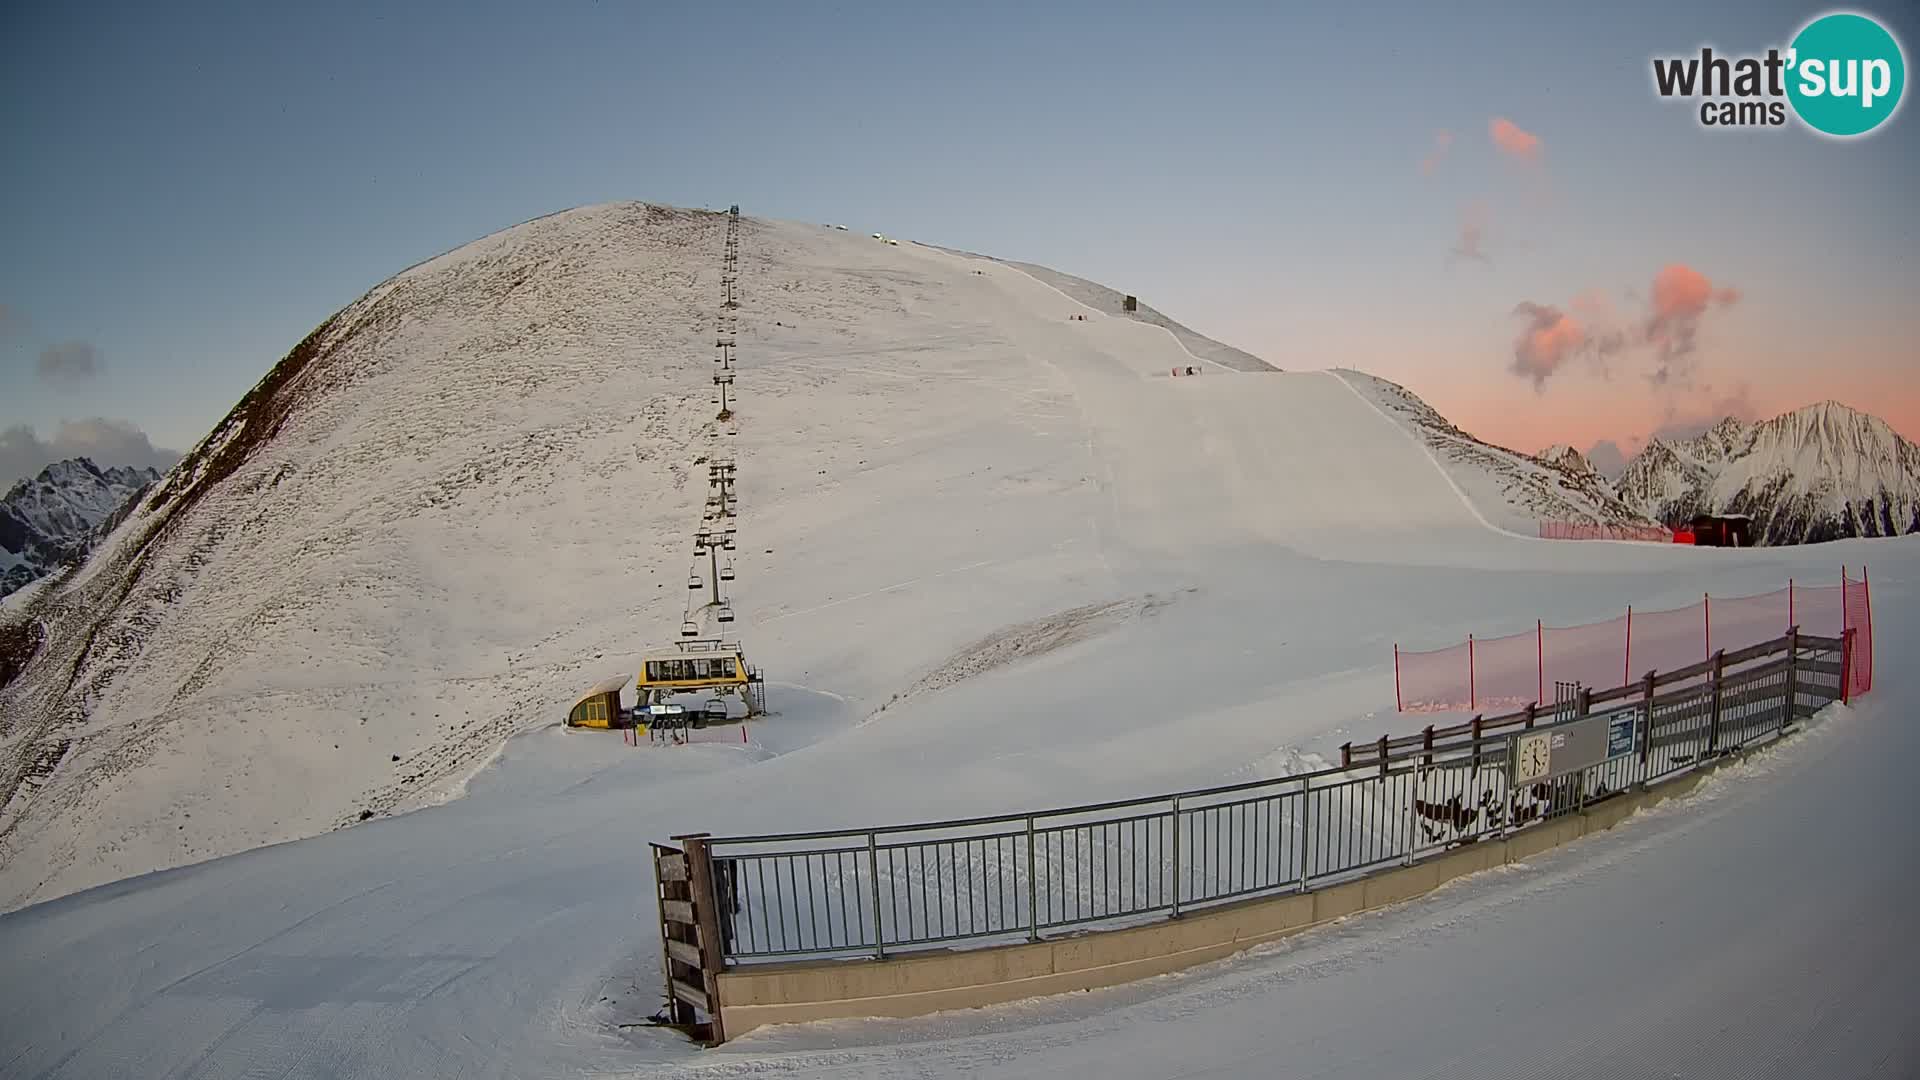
[1537, 401, 1920, 545]
[1, 459, 162, 599]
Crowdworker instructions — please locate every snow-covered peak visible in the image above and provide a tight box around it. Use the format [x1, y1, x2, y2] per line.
[1, 457, 162, 597]
[1613, 400, 1920, 543]
[1536, 444, 1596, 476]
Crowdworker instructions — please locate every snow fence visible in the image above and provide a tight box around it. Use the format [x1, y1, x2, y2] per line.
[1393, 567, 1874, 713]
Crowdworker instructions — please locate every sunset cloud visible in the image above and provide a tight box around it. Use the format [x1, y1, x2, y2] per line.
[1507, 265, 1735, 391]
[1449, 201, 1491, 264]
[1419, 130, 1454, 175]
[1509, 302, 1588, 389]
[1645, 263, 1740, 386]
[1489, 117, 1542, 162]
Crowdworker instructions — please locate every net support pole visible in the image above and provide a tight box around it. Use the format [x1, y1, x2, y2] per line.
[1393, 644, 1402, 713]
[1468, 634, 1476, 712]
[1703, 593, 1712, 663]
[1862, 565, 1874, 694]
[1624, 605, 1633, 688]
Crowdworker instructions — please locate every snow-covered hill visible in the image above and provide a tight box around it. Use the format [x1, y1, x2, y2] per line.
[0, 459, 160, 598]
[1615, 403, 1920, 544]
[0, 202, 1720, 909]
[1337, 372, 1664, 534]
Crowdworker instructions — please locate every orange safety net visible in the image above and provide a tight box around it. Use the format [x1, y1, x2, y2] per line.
[1392, 568, 1875, 712]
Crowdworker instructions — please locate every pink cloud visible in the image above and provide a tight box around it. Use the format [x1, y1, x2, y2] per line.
[1645, 263, 1740, 386]
[1510, 302, 1587, 389]
[1489, 117, 1542, 162]
[1419, 130, 1454, 176]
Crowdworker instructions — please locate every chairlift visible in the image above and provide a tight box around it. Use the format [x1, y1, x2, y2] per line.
[703, 698, 729, 723]
[714, 372, 734, 385]
[716, 603, 736, 624]
[679, 620, 700, 638]
[719, 562, 736, 582]
[688, 572, 703, 590]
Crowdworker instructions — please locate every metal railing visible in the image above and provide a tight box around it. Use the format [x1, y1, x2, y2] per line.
[686, 629, 1852, 965]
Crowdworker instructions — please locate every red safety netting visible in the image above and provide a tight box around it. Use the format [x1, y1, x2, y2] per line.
[1473, 628, 1542, 712]
[1843, 567, 1874, 697]
[1395, 639, 1471, 713]
[1538, 521, 1673, 542]
[1542, 613, 1630, 697]
[1392, 568, 1876, 712]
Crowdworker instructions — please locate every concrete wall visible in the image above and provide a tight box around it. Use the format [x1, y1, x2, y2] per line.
[717, 764, 1729, 1039]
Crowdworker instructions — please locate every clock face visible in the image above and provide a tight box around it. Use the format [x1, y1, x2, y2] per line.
[1514, 733, 1552, 784]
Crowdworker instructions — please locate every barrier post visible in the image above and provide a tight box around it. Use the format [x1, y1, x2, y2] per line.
[1841, 628, 1854, 706]
[1788, 579, 1794, 633]
[868, 831, 886, 958]
[1624, 605, 1633, 688]
[1340, 742, 1351, 770]
[1782, 626, 1799, 733]
[1706, 650, 1725, 755]
[1026, 815, 1040, 939]
[1422, 724, 1435, 767]
[1638, 670, 1657, 769]
[1468, 634, 1476, 712]
[1393, 644, 1402, 713]
[1536, 620, 1544, 709]
[1169, 798, 1182, 918]
[1377, 734, 1389, 777]
[1703, 593, 1711, 662]
[1862, 566, 1874, 695]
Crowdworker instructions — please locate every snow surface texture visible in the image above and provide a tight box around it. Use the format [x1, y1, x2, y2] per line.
[0, 202, 1732, 910]
[921, 242, 1278, 372]
[1615, 404, 1920, 544]
[0, 201, 1913, 1077]
[0, 549, 1907, 1080]
[0, 459, 159, 598]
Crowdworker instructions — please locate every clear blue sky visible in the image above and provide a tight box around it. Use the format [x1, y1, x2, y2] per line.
[3, 0, 1914, 483]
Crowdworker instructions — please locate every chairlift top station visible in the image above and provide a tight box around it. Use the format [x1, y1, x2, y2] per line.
[567, 202, 767, 731]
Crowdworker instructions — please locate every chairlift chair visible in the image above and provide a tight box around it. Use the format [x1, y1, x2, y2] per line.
[703, 698, 729, 723]
[679, 620, 700, 638]
[716, 603, 735, 624]
[688, 572, 703, 590]
[719, 562, 736, 582]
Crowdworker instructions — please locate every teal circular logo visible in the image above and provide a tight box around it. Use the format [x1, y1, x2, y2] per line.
[1787, 12, 1906, 136]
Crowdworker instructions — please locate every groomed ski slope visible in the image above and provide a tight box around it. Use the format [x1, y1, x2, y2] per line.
[0, 208, 1911, 1078]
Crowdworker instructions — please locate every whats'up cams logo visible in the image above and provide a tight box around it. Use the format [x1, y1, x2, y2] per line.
[1652, 10, 1906, 137]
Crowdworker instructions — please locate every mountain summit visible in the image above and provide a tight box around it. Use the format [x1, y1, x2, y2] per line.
[1614, 401, 1920, 543]
[1, 458, 161, 598]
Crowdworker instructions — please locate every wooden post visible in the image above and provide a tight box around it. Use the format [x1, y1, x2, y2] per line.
[1537, 620, 1544, 710]
[1623, 606, 1632, 689]
[1862, 566, 1874, 696]
[1470, 715, 1484, 776]
[1468, 634, 1476, 712]
[1377, 734, 1390, 777]
[1523, 702, 1537, 729]
[1394, 645, 1402, 713]
[676, 833, 728, 1044]
[1422, 725, 1435, 767]
[1782, 626, 1799, 732]
[1840, 628, 1855, 705]
[1706, 650, 1726, 756]
[1340, 742, 1351, 771]
[1638, 670, 1657, 767]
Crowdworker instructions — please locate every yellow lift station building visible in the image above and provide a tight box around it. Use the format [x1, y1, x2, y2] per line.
[567, 674, 633, 729]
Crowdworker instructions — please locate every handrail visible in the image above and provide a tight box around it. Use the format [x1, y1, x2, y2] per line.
[710, 628, 1832, 848]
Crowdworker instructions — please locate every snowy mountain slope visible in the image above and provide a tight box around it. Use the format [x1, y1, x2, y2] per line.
[1615, 402, 1920, 544]
[0, 201, 1913, 1078]
[922, 242, 1278, 371]
[0, 203, 1737, 912]
[1335, 370, 1665, 534]
[0, 459, 160, 598]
